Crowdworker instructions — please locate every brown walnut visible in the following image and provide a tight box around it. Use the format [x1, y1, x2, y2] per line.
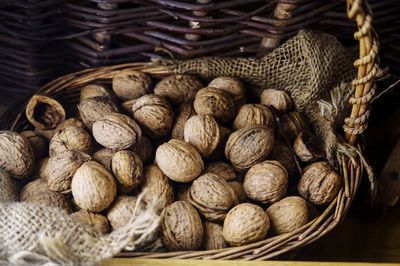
[154, 74, 203, 104]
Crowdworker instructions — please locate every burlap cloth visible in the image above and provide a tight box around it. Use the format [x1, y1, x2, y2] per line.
[0, 30, 376, 265]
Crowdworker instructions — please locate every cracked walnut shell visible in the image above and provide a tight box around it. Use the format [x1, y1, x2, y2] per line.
[223, 203, 270, 246]
[225, 125, 275, 171]
[155, 139, 204, 183]
[161, 201, 204, 251]
[49, 126, 92, 156]
[26, 95, 66, 130]
[154, 74, 203, 104]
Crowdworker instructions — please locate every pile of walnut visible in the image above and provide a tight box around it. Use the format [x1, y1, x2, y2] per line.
[0, 70, 342, 250]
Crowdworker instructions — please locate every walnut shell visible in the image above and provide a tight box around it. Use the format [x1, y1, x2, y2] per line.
[112, 70, 152, 100]
[71, 210, 110, 234]
[0, 131, 34, 179]
[0, 168, 18, 202]
[194, 87, 235, 124]
[208, 77, 246, 106]
[121, 99, 137, 115]
[92, 148, 113, 170]
[107, 195, 138, 230]
[155, 139, 204, 183]
[20, 130, 48, 160]
[78, 96, 120, 129]
[233, 104, 275, 131]
[270, 141, 298, 178]
[161, 201, 204, 251]
[132, 94, 174, 138]
[49, 126, 92, 156]
[293, 131, 323, 163]
[266, 196, 308, 234]
[225, 125, 275, 171]
[111, 150, 143, 193]
[26, 95, 66, 130]
[229, 181, 247, 203]
[80, 84, 111, 102]
[223, 203, 270, 246]
[37, 157, 49, 179]
[298, 161, 341, 205]
[55, 118, 85, 132]
[279, 111, 308, 141]
[20, 179, 72, 213]
[175, 185, 190, 202]
[92, 113, 142, 150]
[184, 114, 220, 158]
[209, 126, 231, 161]
[203, 221, 227, 250]
[71, 161, 117, 212]
[154, 74, 203, 104]
[131, 136, 153, 164]
[43, 150, 90, 193]
[141, 164, 174, 210]
[244, 160, 288, 203]
[171, 102, 196, 140]
[204, 161, 238, 182]
[189, 173, 237, 222]
[260, 89, 293, 113]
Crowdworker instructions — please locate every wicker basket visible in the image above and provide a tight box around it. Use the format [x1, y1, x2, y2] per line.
[1, 0, 378, 261]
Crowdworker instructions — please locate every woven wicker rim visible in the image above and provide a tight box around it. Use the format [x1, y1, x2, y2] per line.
[0, 0, 377, 261]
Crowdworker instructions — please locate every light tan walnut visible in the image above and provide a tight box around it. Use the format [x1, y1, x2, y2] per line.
[266, 196, 308, 234]
[80, 84, 111, 102]
[78, 96, 119, 129]
[112, 70, 152, 100]
[92, 148, 113, 170]
[171, 102, 196, 140]
[107, 196, 138, 230]
[203, 221, 227, 250]
[233, 104, 275, 130]
[132, 94, 174, 138]
[71, 161, 117, 212]
[243, 160, 288, 203]
[225, 125, 275, 171]
[49, 126, 92, 156]
[111, 150, 143, 194]
[223, 203, 270, 246]
[260, 89, 293, 113]
[0, 168, 18, 202]
[154, 74, 203, 104]
[161, 201, 204, 251]
[208, 76, 246, 106]
[155, 139, 204, 183]
[55, 118, 85, 132]
[71, 210, 110, 234]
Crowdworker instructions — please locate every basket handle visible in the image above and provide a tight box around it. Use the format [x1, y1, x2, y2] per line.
[344, 0, 379, 145]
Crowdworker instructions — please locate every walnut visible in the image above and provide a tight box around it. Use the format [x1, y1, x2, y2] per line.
[293, 131, 323, 163]
[20, 179, 72, 213]
[161, 201, 204, 251]
[42, 150, 90, 193]
[243, 160, 288, 203]
[0, 131, 34, 179]
[0, 168, 18, 202]
[233, 104, 275, 130]
[49, 126, 92, 156]
[112, 70, 152, 100]
[279, 111, 308, 141]
[92, 148, 113, 170]
[78, 96, 119, 129]
[189, 173, 237, 222]
[132, 94, 174, 138]
[204, 161, 238, 182]
[203, 221, 227, 250]
[20, 130, 48, 159]
[71, 210, 110, 234]
[194, 87, 235, 124]
[55, 118, 85, 132]
[155, 139, 204, 183]
[154, 74, 203, 104]
[298, 161, 341, 205]
[71, 161, 117, 212]
[184, 114, 220, 158]
[229, 181, 247, 203]
[92, 113, 142, 150]
[175, 185, 190, 202]
[222, 203, 270, 246]
[107, 196, 138, 230]
[37, 157, 49, 179]
[80, 84, 111, 102]
[26, 95, 66, 130]
[260, 89, 293, 113]
[266, 196, 308, 234]
[171, 102, 196, 140]
[131, 136, 153, 164]
[209, 126, 231, 161]
[208, 77, 246, 106]
[269, 141, 298, 178]
[111, 150, 143, 194]
[225, 125, 275, 171]
[121, 99, 137, 115]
